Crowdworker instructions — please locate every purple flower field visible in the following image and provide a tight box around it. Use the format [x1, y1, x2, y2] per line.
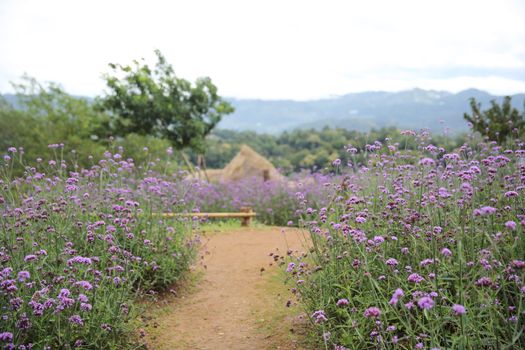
[0, 146, 200, 348]
[0, 144, 332, 348]
[182, 172, 335, 226]
[286, 133, 525, 349]
[2, 130, 524, 349]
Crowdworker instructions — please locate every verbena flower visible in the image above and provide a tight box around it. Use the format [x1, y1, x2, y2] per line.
[363, 307, 381, 318]
[312, 310, 328, 323]
[452, 304, 466, 315]
[336, 298, 349, 307]
[0, 332, 13, 342]
[17, 271, 30, 282]
[69, 315, 84, 326]
[417, 296, 435, 310]
[389, 288, 404, 305]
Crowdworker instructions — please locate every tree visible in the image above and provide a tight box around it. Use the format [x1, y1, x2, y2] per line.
[2, 76, 111, 170]
[13, 76, 111, 143]
[464, 96, 525, 144]
[99, 50, 234, 157]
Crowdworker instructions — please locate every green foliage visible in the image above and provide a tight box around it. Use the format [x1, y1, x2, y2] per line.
[464, 96, 525, 144]
[1, 77, 182, 174]
[0, 77, 111, 169]
[198, 127, 468, 174]
[99, 50, 234, 153]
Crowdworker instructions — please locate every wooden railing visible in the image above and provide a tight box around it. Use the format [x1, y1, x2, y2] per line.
[158, 207, 256, 226]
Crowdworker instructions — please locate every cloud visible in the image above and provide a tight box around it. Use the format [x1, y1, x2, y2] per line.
[1, 0, 524, 99]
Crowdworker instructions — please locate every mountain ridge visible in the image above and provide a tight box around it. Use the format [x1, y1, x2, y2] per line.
[223, 88, 524, 134]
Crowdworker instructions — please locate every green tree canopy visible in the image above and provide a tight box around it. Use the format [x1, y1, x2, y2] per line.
[464, 96, 525, 144]
[99, 49, 234, 153]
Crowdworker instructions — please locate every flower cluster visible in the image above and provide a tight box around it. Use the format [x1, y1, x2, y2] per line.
[0, 147, 198, 348]
[285, 133, 525, 349]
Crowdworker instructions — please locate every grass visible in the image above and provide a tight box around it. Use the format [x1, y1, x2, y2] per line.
[253, 268, 314, 349]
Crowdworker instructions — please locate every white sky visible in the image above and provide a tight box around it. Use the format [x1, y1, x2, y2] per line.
[1, 0, 524, 100]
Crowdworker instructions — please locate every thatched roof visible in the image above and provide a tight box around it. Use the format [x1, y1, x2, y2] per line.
[221, 145, 283, 182]
[192, 145, 283, 182]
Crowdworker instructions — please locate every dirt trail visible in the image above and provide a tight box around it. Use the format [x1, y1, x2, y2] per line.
[147, 226, 310, 350]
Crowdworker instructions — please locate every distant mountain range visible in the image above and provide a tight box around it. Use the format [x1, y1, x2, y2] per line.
[222, 89, 525, 134]
[3, 89, 524, 134]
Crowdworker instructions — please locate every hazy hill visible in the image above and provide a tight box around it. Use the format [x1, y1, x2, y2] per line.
[222, 89, 525, 134]
[3, 89, 524, 134]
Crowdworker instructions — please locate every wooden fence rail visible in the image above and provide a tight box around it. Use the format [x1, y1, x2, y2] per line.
[157, 207, 256, 226]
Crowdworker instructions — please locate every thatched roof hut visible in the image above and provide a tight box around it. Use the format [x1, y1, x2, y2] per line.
[193, 145, 284, 182]
[221, 145, 283, 182]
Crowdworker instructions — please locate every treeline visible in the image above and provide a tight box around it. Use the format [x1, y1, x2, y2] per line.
[1, 80, 469, 175]
[199, 127, 468, 173]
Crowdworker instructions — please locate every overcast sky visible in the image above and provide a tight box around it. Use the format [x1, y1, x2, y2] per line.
[1, 0, 524, 100]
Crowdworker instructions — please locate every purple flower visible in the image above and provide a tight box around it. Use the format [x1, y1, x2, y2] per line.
[69, 314, 84, 326]
[505, 221, 516, 230]
[323, 331, 331, 341]
[438, 188, 450, 198]
[16, 313, 32, 330]
[312, 310, 328, 323]
[408, 273, 425, 283]
[58, 289, 71, 298]
[419, 157, 435, 166]
[78, 294, 89, 303]
[74, 281, 93, 291]
[475, 206, 496, 216]
[336, 298, 349, 307]
[286, 262, 296, 273]
[417, 296, 435, 310]
[355, 216, 366, 223]
[475, 277, 492, 287]
[10, 297, 23, 311]
[24, 255, 37, 262]
[0, 332, 13, 342]
[441, 248, 452, 257]
[17, 271, 30, 282]
[452, 304, 466, 315]
[389, 288, 404, 305]
[363, 307, 381, 318]
[67, 256, 92, 266]
[80, 303, 92, 311]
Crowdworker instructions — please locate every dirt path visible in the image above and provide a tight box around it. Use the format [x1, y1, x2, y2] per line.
[147, 226, 310, 350]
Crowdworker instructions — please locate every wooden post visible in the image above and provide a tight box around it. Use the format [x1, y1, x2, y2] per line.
[240, 207, 253, 226]
[262, 169, 270, 182]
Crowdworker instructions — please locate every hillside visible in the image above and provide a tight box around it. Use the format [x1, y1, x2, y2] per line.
[222, 89, 525, 133]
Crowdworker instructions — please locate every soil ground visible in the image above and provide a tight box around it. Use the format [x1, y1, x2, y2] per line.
[145, 225, 312, 350]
